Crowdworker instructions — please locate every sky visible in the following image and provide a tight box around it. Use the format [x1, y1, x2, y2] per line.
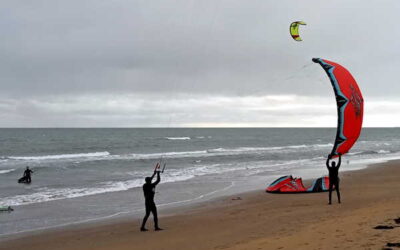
[0, 0, 399, 127]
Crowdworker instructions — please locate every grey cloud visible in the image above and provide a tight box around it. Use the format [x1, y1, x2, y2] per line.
[0, 94, 398, 127]
[0, 0, 399, 126]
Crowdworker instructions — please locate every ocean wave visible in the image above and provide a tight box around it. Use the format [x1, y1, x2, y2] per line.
[127, 150, 208, 160]
[7, 151, 110, 161]
[347, 150, 392, 156]
[0, 163, 248, 206]
[0, 156, 328, 207]
[0, 169, 15, 175]
[0, 180, 140, 207]
[206, 143, 332, 154]
[358, 140, 398, 147]
[127, 144, 326, 160]
[0, 172, 197, 207]
[3, 143, 334, 164]
[165, 137, 191, 140]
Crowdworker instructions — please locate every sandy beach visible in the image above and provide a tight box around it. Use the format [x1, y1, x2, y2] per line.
[1, 160, 400, 250]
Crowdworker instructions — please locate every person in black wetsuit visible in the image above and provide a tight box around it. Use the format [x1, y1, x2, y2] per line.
[23, 167, 34, 183]
[140, 167, 162, 231]
[326, 155, 341, 205]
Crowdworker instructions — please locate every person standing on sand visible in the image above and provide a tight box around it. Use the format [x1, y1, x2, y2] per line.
[326, 155, 341, 205]
[140, 165, 162, 231]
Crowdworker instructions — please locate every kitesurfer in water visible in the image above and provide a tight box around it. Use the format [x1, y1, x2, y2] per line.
[140, 164, 162, 231]
[326, 156, 341, 204]
[20, 167, 34, 183]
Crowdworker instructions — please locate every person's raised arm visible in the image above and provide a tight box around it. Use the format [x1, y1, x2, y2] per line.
[150, 163, 159, 180]
[150, 171, 156, 180]
[153, 171, 161, 186]
[326, 157, 331, 169]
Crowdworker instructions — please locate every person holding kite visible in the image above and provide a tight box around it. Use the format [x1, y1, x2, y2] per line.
[140, 163, 163, 231]
[326, 155, 341, 205]
[313, 58, 364, 205]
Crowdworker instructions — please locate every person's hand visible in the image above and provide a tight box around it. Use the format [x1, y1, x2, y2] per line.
[154, 163, 160, 173]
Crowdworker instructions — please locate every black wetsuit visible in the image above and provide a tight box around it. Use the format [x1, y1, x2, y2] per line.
[24, 169, 33, 183]
[326, 156, 341, 204]
[141, 172, 160, 230]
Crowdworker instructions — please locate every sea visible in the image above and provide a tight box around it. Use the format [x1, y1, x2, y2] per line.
[0, 128, 399, 237]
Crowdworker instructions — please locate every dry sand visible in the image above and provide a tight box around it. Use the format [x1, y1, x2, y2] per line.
[1, 160, 400, 250]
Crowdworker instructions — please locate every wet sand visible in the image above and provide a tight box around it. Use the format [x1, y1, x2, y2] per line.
[1, 160, 400, 250]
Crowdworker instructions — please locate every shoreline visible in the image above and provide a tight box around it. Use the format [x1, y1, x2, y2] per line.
[0, 154, 380, 239]
[1, 152, 393, 238]
[1, 159, 400, 249]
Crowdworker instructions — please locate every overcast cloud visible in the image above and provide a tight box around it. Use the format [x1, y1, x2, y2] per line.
[0, 0, 399, 127]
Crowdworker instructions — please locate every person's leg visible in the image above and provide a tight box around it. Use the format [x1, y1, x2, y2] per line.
[141, 204, 151, 231]
[328, 181, 333, 204]
[335, 179, 341, 204]
[151, 203, 162, 230]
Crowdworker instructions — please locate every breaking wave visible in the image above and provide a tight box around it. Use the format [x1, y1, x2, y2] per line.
[2, 143, 336, 164]
[0, 169, 15, 175]
[7, 152, 110, 161]
[0, 158, 324, 207]
[347, 150, 392, 156]
[165, 137, 191, 140]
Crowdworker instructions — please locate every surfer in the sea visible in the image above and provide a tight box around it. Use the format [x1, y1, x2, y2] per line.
[19, 166, 34, 184]
[140, 164, 162, 231]
[326, 155, 341, 204]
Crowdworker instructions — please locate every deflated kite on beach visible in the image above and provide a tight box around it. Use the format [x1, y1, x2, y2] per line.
[312, 58, 364, 159]
[266, 176, 330, 193]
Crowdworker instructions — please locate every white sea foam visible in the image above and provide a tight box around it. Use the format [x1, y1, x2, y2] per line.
[1, 149, 397, 207]
[7, 151, 110, 161]
[0, 172, 196, 207]
[0, 169, 15, 175]
[165, 137, 191, 140]
[347, 150, 393, 156]
[0, 156, 324, 207]
[127, 150, 208, 160]
[3, 143, 335, 164]
[127, 145, 317, 160]
[0, 161, 274, 207]
[206, 143, 332, 154]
